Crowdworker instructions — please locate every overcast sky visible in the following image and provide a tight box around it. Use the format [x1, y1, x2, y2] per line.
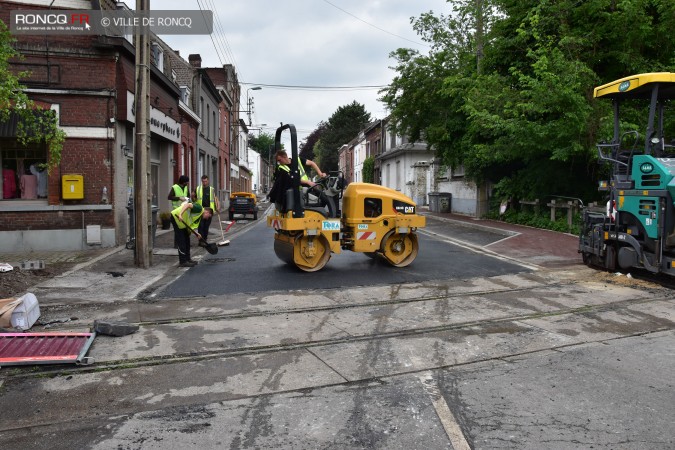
[129, 0, 449, 145]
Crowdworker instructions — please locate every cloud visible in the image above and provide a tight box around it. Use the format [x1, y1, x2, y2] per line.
[143, 0, 447, 144]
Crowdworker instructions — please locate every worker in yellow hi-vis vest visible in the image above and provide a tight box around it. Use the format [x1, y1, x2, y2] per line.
[167, 175, 190, 248]
[171, 201, 211, 267]
[193, 175, 220, 246]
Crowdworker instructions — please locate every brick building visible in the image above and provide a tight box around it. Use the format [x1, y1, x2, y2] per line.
[204, 63, 240, 203]
[364, 120, 383, 184]
[0, 0, 190, 251]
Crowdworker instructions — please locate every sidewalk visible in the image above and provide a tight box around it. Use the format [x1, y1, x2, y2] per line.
[420, 208, 582, 269]
[0, 219, 237, 303]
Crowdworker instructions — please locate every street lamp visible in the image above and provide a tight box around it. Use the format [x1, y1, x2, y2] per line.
[246, 87, 262, 126]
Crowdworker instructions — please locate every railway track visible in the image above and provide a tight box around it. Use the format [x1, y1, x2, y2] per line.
[2, 268, 674, 449]
[7, 269, 674, 380]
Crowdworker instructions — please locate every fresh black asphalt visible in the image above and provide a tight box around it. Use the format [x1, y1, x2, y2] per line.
[160, 219, 527, 297]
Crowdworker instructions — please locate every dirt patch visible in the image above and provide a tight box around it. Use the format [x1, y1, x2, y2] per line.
[0, 263, 74, 298]
[590, 270, 664, 290]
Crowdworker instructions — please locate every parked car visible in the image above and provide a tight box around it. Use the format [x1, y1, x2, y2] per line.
[229, 192, 257, 220]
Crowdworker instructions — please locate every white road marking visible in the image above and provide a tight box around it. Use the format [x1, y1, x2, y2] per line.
[419, 229, 541, 271]
[418, 370, 472, 450]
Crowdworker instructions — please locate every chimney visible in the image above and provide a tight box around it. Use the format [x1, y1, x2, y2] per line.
[188, 54, 202, 68]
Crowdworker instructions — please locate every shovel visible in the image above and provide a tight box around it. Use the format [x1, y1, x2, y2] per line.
[216, 211, 232, 246]
[178, 217, 218, 255]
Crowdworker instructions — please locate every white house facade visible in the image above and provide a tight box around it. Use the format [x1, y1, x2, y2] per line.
[342, 117, 487, 217]
[352, 132, 367, 183]
[247, 149, 263, 197]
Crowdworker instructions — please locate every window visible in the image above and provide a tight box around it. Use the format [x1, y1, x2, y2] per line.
[452, 164, 465, 178]
[179, 86, 190, 104]
[364, 198, 382, 218]
[0, 138, 48, 200]
[188, 146, 193, 181]
[151, 42, 163, 72]
[395, 161, 401, 191]
[218, 110, 222, 142]
[200, 97, 204, 121]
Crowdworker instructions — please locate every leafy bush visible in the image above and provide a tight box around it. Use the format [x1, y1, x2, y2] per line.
[362, 157, 374, 183]
[486, 208, 581, 235]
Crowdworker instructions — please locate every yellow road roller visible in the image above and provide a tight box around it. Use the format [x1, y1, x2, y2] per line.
[267, 124, 426, 272]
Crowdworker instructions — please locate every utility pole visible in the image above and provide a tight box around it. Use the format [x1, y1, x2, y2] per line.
[268, 143, 274, 193]
[247, 96, 253, 126]
[246, 86, 261, 126]
[134, 0, 152, 267]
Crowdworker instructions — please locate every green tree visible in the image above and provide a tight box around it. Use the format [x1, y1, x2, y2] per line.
[468, 0, 675, 200]
[248, 132, 275, 161]
[380, 1, 499, 177]
[300, 121, 327, 161]
[362, 156, 374, 183]
[381, 0, 675, 204]
[312, 138, 325, 170]
[317, 101, 371, 172]
[0, 20, 65, 172]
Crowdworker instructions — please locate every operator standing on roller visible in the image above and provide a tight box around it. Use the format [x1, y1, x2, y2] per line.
[276, 150, 325, 187]
[268, 150, 325, 211]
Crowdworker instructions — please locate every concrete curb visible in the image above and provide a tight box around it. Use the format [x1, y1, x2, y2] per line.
[47, 245, 127, 279]
[421, 212, 519, 237]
